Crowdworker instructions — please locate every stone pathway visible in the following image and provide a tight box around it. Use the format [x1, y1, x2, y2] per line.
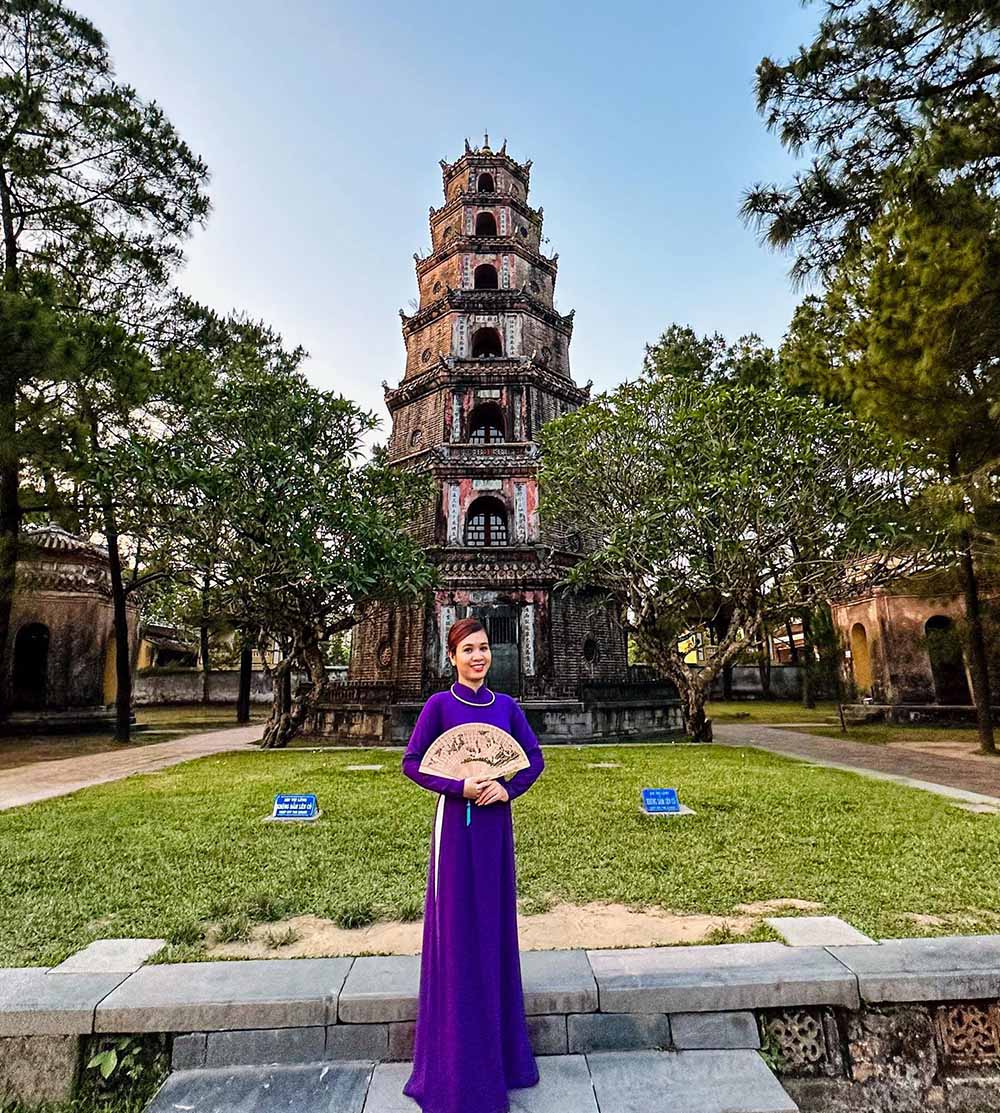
[0, 725, 262, 811]
[715, 723, 1000, 804]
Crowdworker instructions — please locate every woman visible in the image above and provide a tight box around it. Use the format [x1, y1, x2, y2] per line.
[401, 616, 545, 1113]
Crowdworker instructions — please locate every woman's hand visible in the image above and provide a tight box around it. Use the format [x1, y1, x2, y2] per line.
[475, 780, 509, 806]
[462, 777, 490, 799]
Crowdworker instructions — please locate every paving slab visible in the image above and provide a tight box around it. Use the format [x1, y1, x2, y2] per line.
[50, 937, 165, 974]
[586, 1049, 797, 1113]
[520, 949, 598, 1015]
[362, 1055, 601, 1112]
[828, 934, 1000, 1002]
[0, 725, 261, 811]
[765, 916, 874, 948]
[146, 1061, 374, 1113]
[95, 957, 353, 1032]
[0, 968, 129, 1036]
[338, 956, 420, 1023]
[669, 1010, 760, 1050]
[587, 942, 859, 1013]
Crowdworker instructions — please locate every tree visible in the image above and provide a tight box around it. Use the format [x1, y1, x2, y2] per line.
[782, 182, 1000, 750]
[539, 373, 914, 742]
[743, 0, 1000, 280]
[0, 0, 208, 710]
[153, 335, 437, 748]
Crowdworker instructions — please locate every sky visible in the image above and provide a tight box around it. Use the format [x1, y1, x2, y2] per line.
[74, 0, 821, 437]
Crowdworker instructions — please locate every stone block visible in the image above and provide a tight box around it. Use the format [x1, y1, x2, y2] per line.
[568, 1012, 671, 1053]
[829, 935, 1000, 1003]
[361, 1055, 602, 1112]
[387, 1021, 415, 1061]
[588, 942, 859, 1014]
[0, 969, 129, 1036]
[170, 1032, 206, 1069]
[51, 938, 166, 973]
[326, 1023, 389, 1060]
[765, 917, 873, 947]
[845, 1006, 940, 1108]
[95, 957, 353, 1032]
[146, 1061, 373, 1113]
[205, 1025, 326, 1067]
[528, 1014, 568, 1056]
[586, 1049, 798, 1113]
[520, 949, 598, 1015]
[670, 1011, 760, 1050]
[0, 1034, 80, 1104]
[338, 955, 420, 1023]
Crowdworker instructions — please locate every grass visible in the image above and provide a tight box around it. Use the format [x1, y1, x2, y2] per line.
[777, 722, 985, 747]
[706, 700, 840, 724]
[0, 703, 265, 771]
[1, 743, 999, 967]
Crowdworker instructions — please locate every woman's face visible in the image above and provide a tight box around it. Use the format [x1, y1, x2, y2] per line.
[450, 630, 491, 685]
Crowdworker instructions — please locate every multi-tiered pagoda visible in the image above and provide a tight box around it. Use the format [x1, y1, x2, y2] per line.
[313, 138, 679, 743]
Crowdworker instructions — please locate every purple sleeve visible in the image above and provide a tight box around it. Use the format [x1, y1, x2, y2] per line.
[401, 696, 467, 799]
[503, 699, 545, 801]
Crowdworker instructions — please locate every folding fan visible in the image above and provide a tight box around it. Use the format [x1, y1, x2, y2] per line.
[418, 722, 530, 781]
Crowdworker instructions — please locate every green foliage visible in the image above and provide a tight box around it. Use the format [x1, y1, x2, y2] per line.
[644, 325, 781, 389]
[538, 367, 914, 734]
[744, 0, 1000, 280]
[83, 1034, 168, 1098]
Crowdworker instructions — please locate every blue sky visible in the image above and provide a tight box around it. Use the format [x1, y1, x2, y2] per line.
[76, 0, 820, 433]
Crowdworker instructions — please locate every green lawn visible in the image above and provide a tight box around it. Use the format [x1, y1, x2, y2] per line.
[777, 722, 984, 747]
[0, 703, 265, 771]
[706, 700, 840, 724]
[2, 743, 998, 967]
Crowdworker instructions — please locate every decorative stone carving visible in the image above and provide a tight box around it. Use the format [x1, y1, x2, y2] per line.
[937, 1002, 1000, 1067]
[761, 1007, 844, 1078]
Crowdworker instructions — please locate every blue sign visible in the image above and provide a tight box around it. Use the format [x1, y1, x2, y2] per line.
[271, 793, 320, 821]
[641, 788, 681, 814]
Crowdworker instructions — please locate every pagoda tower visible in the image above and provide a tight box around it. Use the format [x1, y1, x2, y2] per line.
[313, 138, 686, 746]
[344, 135, 630, 710]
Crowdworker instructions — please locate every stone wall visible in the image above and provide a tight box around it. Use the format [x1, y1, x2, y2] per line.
[133, 667, 347, 706]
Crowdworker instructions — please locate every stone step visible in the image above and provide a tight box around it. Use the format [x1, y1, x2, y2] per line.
[145, 1050, 798, 1113]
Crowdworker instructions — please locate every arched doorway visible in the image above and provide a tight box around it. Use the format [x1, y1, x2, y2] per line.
[477, 173, 495, 192]
[850, 622, 872, 693]
[464, 496, 509, 547]
[12, 623, 49, 710]
[468, 402, 505, 443]
[471, 327, 503, 358]
[467, 603, 520, 697]
[925, 615, 971, 704]
[474, 263, 498, 290]
[474, 212, 497, 237]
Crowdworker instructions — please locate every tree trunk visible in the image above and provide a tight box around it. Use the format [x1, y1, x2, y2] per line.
[800, 610, 816, 709]
[958, 530, 996, 754]
[0, 368, 16, 720]
[260, 637, 326, 749]
[199, 575, 211, 704]
[784, 618, 800, 665]
[0, 166, 19, 718]
[237, 643, 252, 724]
[102, 494, 132, 743]
[669, 666, 714, 744]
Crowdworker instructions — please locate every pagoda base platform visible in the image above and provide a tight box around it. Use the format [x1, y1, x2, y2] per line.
[305, 690, 685, 746]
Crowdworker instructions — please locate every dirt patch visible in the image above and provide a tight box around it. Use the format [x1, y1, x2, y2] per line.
[733, 898, 824, 915]
[205, 901, 764, 959]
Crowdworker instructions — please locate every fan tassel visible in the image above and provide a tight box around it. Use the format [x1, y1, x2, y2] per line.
[466, 800, 471, 826]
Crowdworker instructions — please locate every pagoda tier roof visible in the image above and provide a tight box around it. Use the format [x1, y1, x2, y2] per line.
[430, 191, 542, 228]
[400, 289, 574, 335]
[415, 236, 557, 279]
[384, 357, 591, 410]
[439, 137, 531, 188]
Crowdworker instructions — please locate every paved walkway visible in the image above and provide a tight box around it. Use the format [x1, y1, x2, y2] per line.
[0, 725, 262, 811]
[715, 723, 1000, 805]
